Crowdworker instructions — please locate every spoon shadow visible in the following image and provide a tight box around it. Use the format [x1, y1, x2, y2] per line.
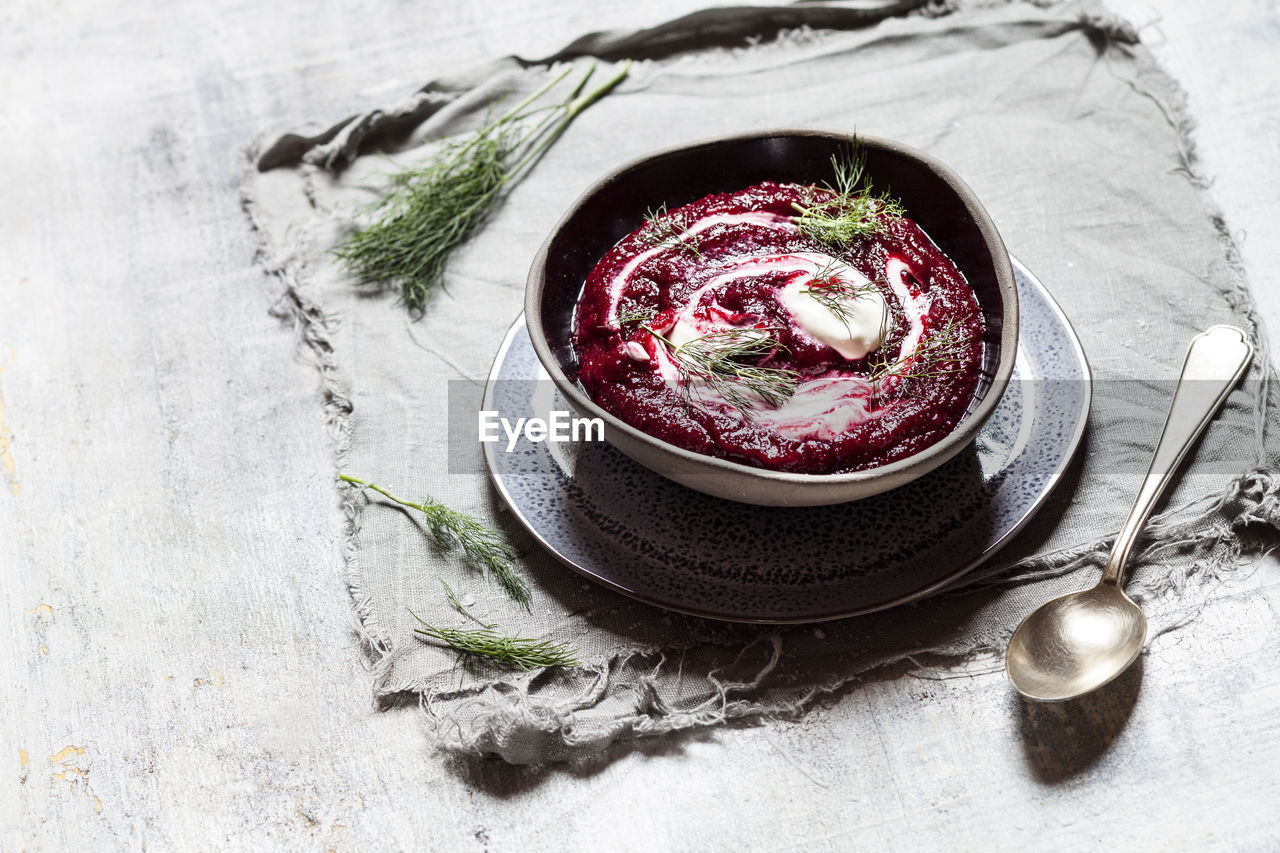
[1015, 654, 1143, 784]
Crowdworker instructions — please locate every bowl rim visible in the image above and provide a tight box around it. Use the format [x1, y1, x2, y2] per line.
[525, 128, 1017, 486]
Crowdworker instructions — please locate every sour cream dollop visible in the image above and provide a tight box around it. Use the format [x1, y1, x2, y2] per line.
[778, 256, 888, 361]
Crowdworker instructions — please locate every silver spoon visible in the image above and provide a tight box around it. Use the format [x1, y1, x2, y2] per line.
[1006, 324, 1254, 702]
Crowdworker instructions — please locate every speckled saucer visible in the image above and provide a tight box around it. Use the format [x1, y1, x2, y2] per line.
[484, 257, 1090, 623]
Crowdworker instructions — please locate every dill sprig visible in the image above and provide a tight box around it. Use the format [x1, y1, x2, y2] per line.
[613, 307, 658, 327]
[800, 259, 895, 351]
[791, 141, 905, 248]
[869, 317, 975, 397]
[441, 579, 496, 629]
[800, 259, 882, 327]
[645, 325, 799, 414]
[341, 475, 532, 608]
[335, 60, 631, 315]
[411, 611, 581, 671]
[639, 203, 703, 259]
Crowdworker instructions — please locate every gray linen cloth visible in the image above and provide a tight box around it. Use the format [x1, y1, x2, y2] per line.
[242, 0, 1280, 763]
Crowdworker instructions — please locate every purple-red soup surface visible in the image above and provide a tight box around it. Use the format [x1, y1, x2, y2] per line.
[572, 181, 984, 475]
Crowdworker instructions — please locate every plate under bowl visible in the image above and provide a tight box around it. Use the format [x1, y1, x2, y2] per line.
[492, 256, 1088, 622]
[525, 130, 1018, 505]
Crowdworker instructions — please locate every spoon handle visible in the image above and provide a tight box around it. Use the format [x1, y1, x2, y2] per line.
[1101, 325, 1254, 586]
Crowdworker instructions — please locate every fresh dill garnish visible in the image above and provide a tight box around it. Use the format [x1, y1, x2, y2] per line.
[614, 307, 659, 327]
[441, 579, 496, 629]
[806, 256, 848, 290]
[335, 60, 631, 316]
[791, 141, 905, 248]
[800, 258, 884, 331]
[341, 475, 532, 608]
[644, 325, 799, 414]
[639, 203, 703, 259]
[411, 611, 581, 671]
[869, 317, 975, 398]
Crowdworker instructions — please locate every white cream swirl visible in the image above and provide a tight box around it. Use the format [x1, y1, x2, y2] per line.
[613, 210, 933, 441]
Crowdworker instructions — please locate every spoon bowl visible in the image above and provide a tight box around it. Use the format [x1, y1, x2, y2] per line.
[1004, 324, 1253, 703]
[1005, 584, 1147, 702]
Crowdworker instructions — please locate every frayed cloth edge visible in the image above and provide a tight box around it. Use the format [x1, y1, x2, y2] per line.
[238, 151, 398, 693]
[416, 465, 1280, 764]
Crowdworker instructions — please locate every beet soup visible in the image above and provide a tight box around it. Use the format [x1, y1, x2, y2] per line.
[571, 181, 984, 475]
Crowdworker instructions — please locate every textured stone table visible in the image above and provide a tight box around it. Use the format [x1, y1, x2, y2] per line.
[2, 0, 1278, 848]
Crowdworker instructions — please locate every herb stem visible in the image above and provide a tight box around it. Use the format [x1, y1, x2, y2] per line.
[341, 475, 532, 608]
[492, 65, 576, 126]
[442, 579, 496, 629]
[340, 474, 408, 509]
[511, 60, 631, 177]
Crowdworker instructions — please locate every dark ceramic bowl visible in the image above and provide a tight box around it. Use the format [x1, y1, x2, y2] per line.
[525, 130, 1017, 506]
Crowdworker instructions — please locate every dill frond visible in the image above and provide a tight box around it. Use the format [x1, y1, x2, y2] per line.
[411, 612, 581, 671]
[336, 131, 512, 313]
[613, 307, 658, 327]
[646, 325, 799, 415]
[791, 140, 905, 248]
[335, 60, 631, 316]
[869, 317, 975, 400]
[341, 476, 532, 608]
[640, 203, 704, 259]
[441, 579, 496, 629]
[800, 258, 885, 332]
